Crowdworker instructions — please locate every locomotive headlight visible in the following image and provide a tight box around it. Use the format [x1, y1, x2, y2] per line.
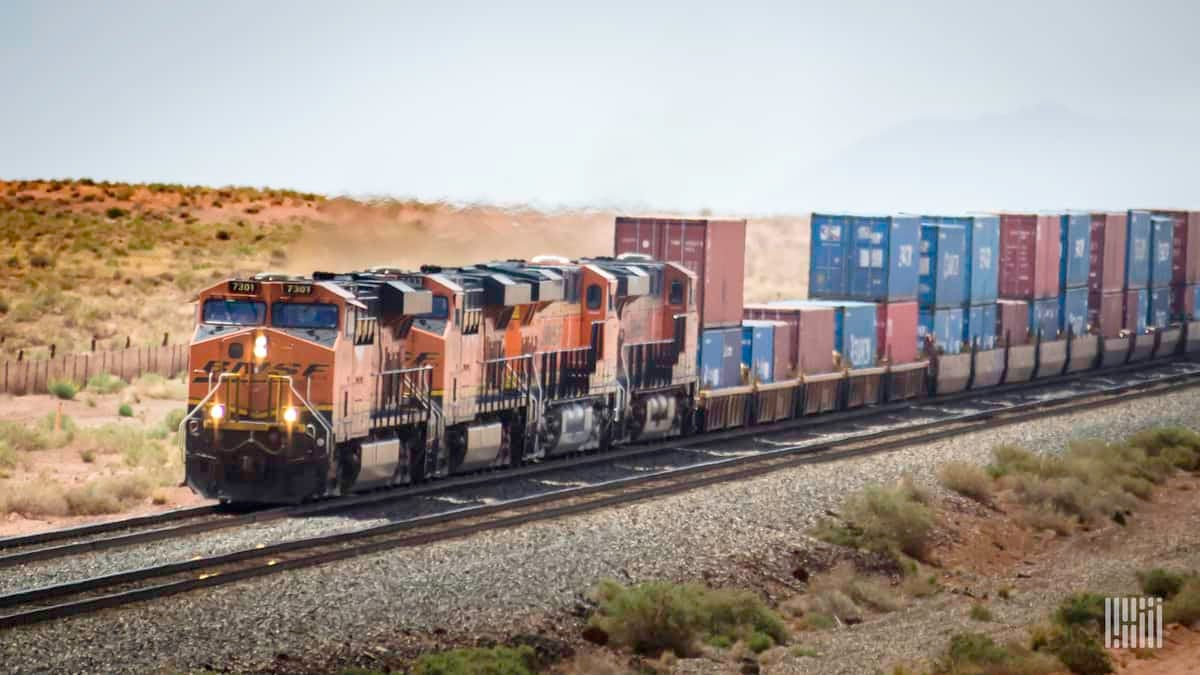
[283, 406, 299, 423]
[253, 335, 268, 359]
[210, 403, 226, 420]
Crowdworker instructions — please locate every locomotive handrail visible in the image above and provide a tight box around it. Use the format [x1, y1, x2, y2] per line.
[277, 375, 334, 459]
[176, 371, 241, 463]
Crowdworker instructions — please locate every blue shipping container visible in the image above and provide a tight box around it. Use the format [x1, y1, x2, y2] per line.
[847, 215, 920, 302]
[1187, 285, 1200, 320]
[1148, 287, 1171, 329]
[923, 214, 1000, 305]
[1128, 289, 1148, 334]
[699, 327, 742, 389]
[918, 223, 968, 308]
[1059, 287, 1088, 337]
[809, 213, 852, 297]
[1059, 213, 1091, 290]
[1029, 298, 1061, 339]
[1150, 215, 1175, 287]
[918, 307, 964, 355]
[964, 303, 998, 350]
[1126, 210, 1151, 289]
[741, 320, 775, 384]
[793, 300, 877, 369]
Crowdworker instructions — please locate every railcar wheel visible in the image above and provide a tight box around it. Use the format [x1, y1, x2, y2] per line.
[337, 445, 361, 495]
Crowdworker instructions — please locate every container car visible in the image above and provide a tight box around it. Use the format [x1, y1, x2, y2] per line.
[922, 214, 1000, 305]
[1152, 210, 1200, 285]
[700, 326, 743, 389]
[964, 303, 998, 350]
[743, 303, 835, 375]
[918, 306, 964, 355]
[810, 214, 919, 302]
[773, 300, 877, 369]
[740, 320, 776, 384]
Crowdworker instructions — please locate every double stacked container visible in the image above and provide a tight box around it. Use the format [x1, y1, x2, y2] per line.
[1148, 215, 1176, 329]
[743, 303, 835, 375]
[918, 307, 964, 355]
[1122, 210, 1153, 334]
[770, 300, 877, 370]
[809, 214, 920, 302]
[1058, 213, 1091, 337]
[997, 299, 1032, 345]
[1152, 210, 1200, 322]
[1088, 212, 1128, 338]
[615, 216, 748, 389]
[921, 214, 1000, 352]
[998, 213, 1061, 339]
[876, 301, 919, 364]
[741, 319, 791, 384]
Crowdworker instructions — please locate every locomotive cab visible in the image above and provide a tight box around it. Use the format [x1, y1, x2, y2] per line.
[183, 277, 348, 503]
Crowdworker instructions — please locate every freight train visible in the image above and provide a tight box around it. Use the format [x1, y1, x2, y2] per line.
[182, 211, 1200, 504]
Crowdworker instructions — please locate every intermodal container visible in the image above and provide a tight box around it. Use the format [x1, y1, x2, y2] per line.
[998, 213, 1060, 299]
[1126, 210, 1151, 289]
[847, 214, 920, 301]
[744, 302, 835, 375]
[1124, 289, 1148, 335]
[1181, 284, 1200, 320]
[778, 300, 876, 369]
[1153, 210, 1200, 285]
[614, 216, 746, 328]
[923, 214, 1000, 304]
[1089, 290, 1125, 338]
[809, 213, 852, 297]
[1089, 212, 1127, 294]
[1148, 287, 1172, 329]
[1059, 212, 1091, 290]
[918, 223, 968, 308]
[741, 320, 776, 384]
[769, 320, 793, 380]
[1059, 287, 1089, 337]
[1029, 297, 1061, 340]
[997, 299, 1031, 345]
[698, 326, 743, 389]
[876, 300, 919, 364]
[964, 303, 998, 350]
[918, 307, 964, 355]
[1150, 215, 1176, 288]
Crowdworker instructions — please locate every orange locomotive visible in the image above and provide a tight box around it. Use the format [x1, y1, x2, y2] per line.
[182, 257, 700, 503]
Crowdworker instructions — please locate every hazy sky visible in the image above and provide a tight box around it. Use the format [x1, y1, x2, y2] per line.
[2, 1, 1197, 213]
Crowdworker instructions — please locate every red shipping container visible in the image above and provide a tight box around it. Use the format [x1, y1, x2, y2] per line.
[769, 320, 794, 380]
[876, 301, 918, 364]
[743, 303, 835, 374]
[1089, 290, 1125, 338]
[1154, 210, 1200, 285]
[998, 213, 1060, 299]
[615, 216, 746, 329]
[997, 299, 1031, 345]
[1088, 212, 1127, 294]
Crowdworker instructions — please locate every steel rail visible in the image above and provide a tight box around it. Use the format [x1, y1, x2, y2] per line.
[1, 364, 1196, 630]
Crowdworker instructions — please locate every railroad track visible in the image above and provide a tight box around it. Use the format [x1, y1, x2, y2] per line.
[0, 355, 1186, 570]
[1, 360, 1196, 630]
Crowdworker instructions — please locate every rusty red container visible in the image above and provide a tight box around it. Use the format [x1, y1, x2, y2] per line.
[1089, 290, 1126, 338]
[743, 302, 835, 374]
[1088, 212, 1127, 294]
[996, 298, 1031, 345]
[770, 320, 794, 380]
[615, 216, 746, 329]
[1153, 210, 1200, 285]
[876, 301, 918, 364]
[998, 213, 1060, 299]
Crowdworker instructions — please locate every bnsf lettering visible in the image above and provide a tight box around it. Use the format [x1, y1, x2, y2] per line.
[193, 361, 328, 382]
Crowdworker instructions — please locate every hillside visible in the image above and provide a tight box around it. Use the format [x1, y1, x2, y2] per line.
[0, 179, 808, 358]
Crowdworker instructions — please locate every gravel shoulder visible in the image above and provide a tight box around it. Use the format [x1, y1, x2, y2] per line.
[1, 387, 1198, 674]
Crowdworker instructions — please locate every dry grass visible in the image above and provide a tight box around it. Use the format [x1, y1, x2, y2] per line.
[130, 374, 187, 400]
[813, 477, 934, 559]
[937, 461, 993, 502]
[0, 472, 156, 517]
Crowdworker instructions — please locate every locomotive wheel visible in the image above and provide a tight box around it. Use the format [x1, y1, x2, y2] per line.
[409, 439, 426, 484]
[337, 445, 361, 495]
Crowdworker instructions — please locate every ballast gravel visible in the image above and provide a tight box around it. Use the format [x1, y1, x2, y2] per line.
[1, 386, 1198, 674]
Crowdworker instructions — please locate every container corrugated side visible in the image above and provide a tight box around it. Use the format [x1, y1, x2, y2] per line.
[923, 214, 1000, 304]
[918, 223, 968, 308]
[1148, 287, 1172, 329]
[1029, 297, 1060, 340]
[809, 213, 851, 298]
[1089, 290, 1125, 338]
[780, 299, 877, 369]
[741, 320, 776, 384]
[997, 299, 1031, 345]
[1124, 289, 1149, 334]
[1150, 215, 1176, 288]
[1182, 284, 1200, 320]
[1153, 209, 1200, 285]
[918, 307, 964, 355]
[847, 215, 920, 301]
[698, 326, 742, 389]
[876, 300, 918, 364]
[1059, 213, 1091, 290]
[998, 213, 1060, 299]
[964, 303, 998, 350]
[1126, 210, 1152, 289]
[1089, 212, 1127, 294]
[752, 301, 836, 375]
[1059, 287, 1088, 337]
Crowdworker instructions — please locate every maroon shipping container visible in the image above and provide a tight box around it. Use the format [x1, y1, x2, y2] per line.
[998, 213, 1060, 299]
[1089, 290, 1125, 338]
[1154, 210, 1200, 285]
[769, 320, 794, 380]
[615, 216, 747, 328]
[876, 301, 918, 364]
[743, 303, 835, 375]
[1088, 212, 1127, 294]
[996, 299, 1030, 345]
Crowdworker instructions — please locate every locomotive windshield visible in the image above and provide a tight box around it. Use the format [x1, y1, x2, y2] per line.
[271, 302, 339, 329]
[202, 299, 266, 325]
